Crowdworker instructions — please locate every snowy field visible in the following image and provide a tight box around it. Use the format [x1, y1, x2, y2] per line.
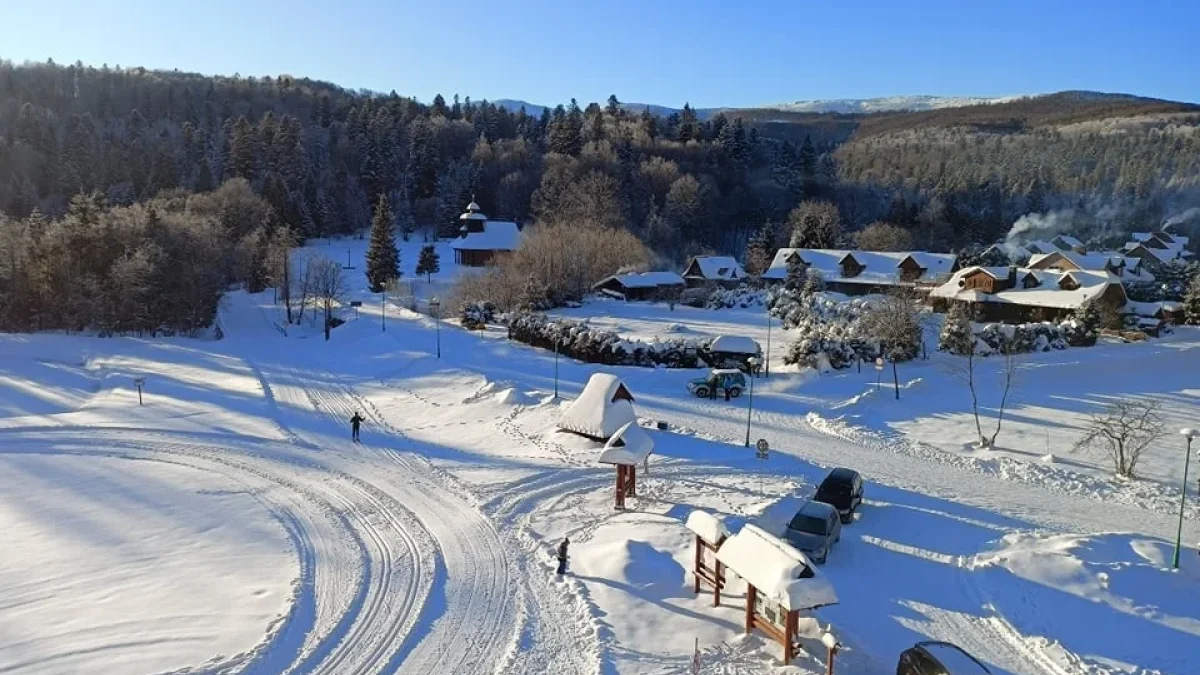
[1, 238, 1198, 675]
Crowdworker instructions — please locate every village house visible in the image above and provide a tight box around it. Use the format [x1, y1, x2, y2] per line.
[450, 200, 522, 267]
[1027, 250, 1154, 282]
[592, 271, 686, 301]
[681, 256, 746, 288]
[1051, 234, 1088, 254]
[762, 248, 958, 295]
[929, 265, 1127, 323]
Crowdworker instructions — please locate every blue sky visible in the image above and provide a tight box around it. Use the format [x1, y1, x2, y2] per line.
[1, 0, 1195, 107]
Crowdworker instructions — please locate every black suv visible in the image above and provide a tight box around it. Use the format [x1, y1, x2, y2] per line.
[897, 641, 991, 675]
[814, 468, 864, 524]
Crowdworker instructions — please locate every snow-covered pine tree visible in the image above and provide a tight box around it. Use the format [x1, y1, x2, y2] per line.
[365, 194, 400, 293]
[415, 244, 440, 282]
[938, 301, 974, 355]
[1183, 272, 1200, 325]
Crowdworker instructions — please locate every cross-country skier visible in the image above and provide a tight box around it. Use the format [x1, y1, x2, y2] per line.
[350, 412, 364, 442]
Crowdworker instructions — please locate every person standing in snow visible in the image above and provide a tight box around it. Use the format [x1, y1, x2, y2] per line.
[556, 537, 570, 575]
[350, 412, 364, 442]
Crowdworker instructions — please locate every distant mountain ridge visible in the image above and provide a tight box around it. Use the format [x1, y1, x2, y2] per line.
[492, 91, 1184, 119]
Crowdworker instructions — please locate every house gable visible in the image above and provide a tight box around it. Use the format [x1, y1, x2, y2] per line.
[1058, 274, 1080, 291]
[897, 255, 926, 282]
[839, 253, 864, 278]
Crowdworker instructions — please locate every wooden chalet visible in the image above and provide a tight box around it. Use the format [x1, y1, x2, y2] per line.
[682, 256, 746, 288]
[930, 265, 1127, 323]
[761, 249, 958, 296]
[592, 271, 685, 301]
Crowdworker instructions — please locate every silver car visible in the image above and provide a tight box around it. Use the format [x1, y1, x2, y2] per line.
[784, 500, 842, 564]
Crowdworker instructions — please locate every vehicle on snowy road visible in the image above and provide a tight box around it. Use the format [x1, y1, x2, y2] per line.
[686, 368, 746, 399]
[815, 468, 864, 524]
[896, 640, 992, 675]
[783, 500, 841, 564]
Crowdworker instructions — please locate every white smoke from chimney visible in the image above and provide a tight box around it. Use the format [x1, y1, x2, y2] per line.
[1164, 207, 1200, 229]
[1005, 209, 1076, 244]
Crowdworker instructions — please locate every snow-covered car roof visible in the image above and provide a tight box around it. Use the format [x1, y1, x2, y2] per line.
[917, 641, 992, 674]
[708, 335, 761, 355]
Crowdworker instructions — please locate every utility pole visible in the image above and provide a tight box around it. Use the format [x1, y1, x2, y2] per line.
[381, 290, 386, 332]
[554, 336, 560, 398]
[764, 312, 772, 378]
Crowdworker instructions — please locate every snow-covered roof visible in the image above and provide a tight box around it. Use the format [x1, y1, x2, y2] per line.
[762, 248, 957, 285]
[930, 266, 1122, 310]
[1053, 234, 1085, 250]
[715, 524, 838, 611]
[1028, 251, 1127, 272]
[708, 335, 761, 355]
[685, 510, 731, 545]
[593, 271, 685, 290]
[1127, 300, 1183, 318]
[451, 220, 521, 251]
[598, 421, 654, 466]
[684, 256, 746, 281]
[558, 373, 636, 439]
[1023, 240, 1059, 255]
[460, 201, 487, 220]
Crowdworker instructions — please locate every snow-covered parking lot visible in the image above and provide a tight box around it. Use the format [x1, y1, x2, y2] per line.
[2, 250, 1199, 675]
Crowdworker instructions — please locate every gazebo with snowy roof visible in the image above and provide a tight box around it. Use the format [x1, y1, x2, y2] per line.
[716, 524, 839, 665]
[598, 421, 654, 510]
[557, 373, 636, 441]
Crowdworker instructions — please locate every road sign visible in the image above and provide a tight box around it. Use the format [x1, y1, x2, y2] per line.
[349, 300, 363, 307]
[755, 438, 769, 460]
[874, 357, 884, 371]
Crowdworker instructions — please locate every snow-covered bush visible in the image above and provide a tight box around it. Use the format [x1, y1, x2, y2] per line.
[938, 302, 974, 355]
[706, 286, 767, 309]
[460, 301, 496, 329]
[778, 293, 898, 370]
[974, 322, 1068, 355]
[507, 313, 703, 368]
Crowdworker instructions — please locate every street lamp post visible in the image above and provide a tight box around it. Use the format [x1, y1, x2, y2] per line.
[430, 297, 441, 359]
[381, 289, 386, 333]
[745, 357, 761, 447]
[1174, 427, 1198, 569]
[765, 312, 772, 378]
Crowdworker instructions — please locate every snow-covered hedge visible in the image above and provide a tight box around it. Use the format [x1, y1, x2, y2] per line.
[776, 293, 918, 370]
[706, 287, 767, 309]
[507, 313, 703, 368]
[938, 302, 1098, 356]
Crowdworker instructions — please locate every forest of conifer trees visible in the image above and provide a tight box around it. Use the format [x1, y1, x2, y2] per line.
[1, 59, 1199, 333]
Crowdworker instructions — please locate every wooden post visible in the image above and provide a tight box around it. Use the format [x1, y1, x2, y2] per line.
[783, 609, 797, 665]
[628, 465, 637, 497]
[826, 643, 837, 675]
[693, 535, 702, 594]
[744, 585, 756, 634]
[713, 557, 722, 606]
[614, 465, 626, 510]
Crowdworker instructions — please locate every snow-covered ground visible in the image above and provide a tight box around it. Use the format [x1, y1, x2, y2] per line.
[1, 241, 1197, 675]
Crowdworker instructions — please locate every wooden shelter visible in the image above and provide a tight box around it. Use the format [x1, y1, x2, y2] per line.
[716, 524, 838, 665]
[558, 373, 636, 440]
[598, 421, 653, 510]
[685, 510, 730, 606]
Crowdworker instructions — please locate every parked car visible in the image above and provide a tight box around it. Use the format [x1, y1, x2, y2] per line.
[896, 641, 992, 675]
[815, 468, 864, 524]
[686, 369, 746, 399]
[783, 500, 841, 564]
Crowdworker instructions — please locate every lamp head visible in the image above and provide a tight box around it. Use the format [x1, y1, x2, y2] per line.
[1181, 428, 1199, 440]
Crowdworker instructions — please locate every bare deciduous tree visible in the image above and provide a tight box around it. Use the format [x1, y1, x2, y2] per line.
[945, 334, 1020, 449]
[308, 256, 346, 341]
[852, 221, 914, 251]
[1073, 400, 1165, 478]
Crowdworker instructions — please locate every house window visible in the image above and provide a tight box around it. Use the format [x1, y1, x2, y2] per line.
[717, 267, 729, 276]
[1023, 274, 1040, 289]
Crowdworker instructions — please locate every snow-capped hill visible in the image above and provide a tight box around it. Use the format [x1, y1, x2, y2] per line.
[769, 94, 1026, 114]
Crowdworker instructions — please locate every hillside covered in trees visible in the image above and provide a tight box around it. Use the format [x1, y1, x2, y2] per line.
[1, 59, 1200, 333]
